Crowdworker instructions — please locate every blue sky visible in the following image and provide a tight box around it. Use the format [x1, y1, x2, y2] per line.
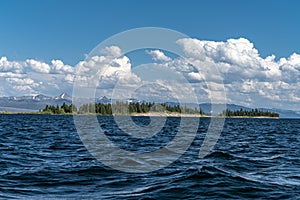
[1, 0, 300, 110]
[1, 0, 299, 65]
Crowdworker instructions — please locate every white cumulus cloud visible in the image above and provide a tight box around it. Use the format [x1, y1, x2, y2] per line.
[0, 57, 75, 96]
[2, 38, 300, 111]
[26, 59, 51, 73]
[0, 57, 23, 73]
[147, 50, 171, 62]
[100, 46, 123, 58]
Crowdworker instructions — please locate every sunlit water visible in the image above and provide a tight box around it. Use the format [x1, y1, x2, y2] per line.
[1, 114, 300, 199]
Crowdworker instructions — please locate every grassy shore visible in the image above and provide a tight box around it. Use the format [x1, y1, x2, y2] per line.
[0, 111, 279, 118]
[130, 112, 206, 117]
[221, 116, 279, 119]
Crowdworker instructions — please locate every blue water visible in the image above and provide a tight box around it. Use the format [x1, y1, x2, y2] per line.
[1, 115, 300, 199]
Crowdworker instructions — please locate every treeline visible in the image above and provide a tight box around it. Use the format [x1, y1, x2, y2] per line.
[41, 103, 77, 114]
[41, 103, 279, 117]
[78, 102, 204, 115]
[220, 108, 279, 117]
[41, 102, 205, 115]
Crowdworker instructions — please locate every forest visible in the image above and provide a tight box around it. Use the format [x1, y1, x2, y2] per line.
[41, 102, 279, 117]
[220, 108, 279, 117]
[41, 102, 204, 115]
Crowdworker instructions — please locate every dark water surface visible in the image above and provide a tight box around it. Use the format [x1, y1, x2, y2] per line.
[1, 114, 300, 199]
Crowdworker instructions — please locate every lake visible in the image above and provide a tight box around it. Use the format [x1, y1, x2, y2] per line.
[1, 114, 300, 199]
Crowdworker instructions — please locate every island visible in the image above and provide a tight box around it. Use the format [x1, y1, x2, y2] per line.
[219, 108, 279, 118]
[40, 102, 206, 116]
[36, 102, 279, 118]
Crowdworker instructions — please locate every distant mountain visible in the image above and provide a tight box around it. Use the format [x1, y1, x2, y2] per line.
[0, 93, 72, 111]
[96, 96, 111, 104]
[197, 103, 300, 118]
[144, 101, 300, 118]
[259, 108, 300, 119]
[0, 106, 37, 113]
[54, 92, 72, 101]
[33, 94, 53, 101]
[197, 103, 251, 115]
[126, 98, 140, 104]
[1, 93, 300, 118]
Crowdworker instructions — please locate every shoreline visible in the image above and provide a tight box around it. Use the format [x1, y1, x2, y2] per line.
[0, 111, 279, 118]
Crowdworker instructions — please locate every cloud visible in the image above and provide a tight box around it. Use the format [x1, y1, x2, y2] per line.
[5, 77, 39, 94]
[51, 60, 74, 74]
[147, 50, 171, 62]
[0, 57, 75, 75]
[100, 46, 123, 58]
[0, 56, 75, 96]
[177, 37, 259, 65]
[150, 37, 300, 109]
[1, 38, 300, 110]
[73, 47, 141, 96]
[6, 77, 37, 85]
[132, 82, 178, 102]
[0, 57, 23, 73]
[64, 74, 74, 83]
[26, 59, 51, 73]
[0, 72, 25, 78]
[176, 37, 285, 82]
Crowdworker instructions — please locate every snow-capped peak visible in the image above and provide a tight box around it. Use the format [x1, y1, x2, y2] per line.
[54, 92, 72, 101]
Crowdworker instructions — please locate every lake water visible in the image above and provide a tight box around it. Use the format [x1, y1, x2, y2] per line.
[1, 114, 300, 199]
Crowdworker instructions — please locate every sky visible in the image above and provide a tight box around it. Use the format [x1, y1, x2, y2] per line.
[1, 0, 300, 110]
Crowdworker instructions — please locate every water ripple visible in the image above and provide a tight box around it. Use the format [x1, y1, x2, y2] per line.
[1, 115, 300, 199]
